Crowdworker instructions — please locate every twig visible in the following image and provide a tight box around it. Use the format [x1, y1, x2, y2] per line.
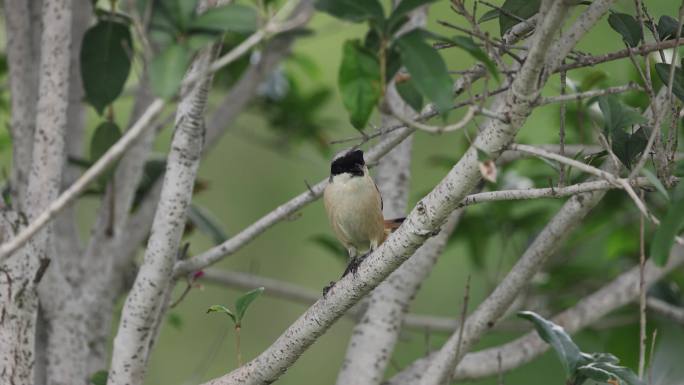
[537, 83, 642, 105]
[557, 39, 684, 72]
[638, 190, 647, 379]
[392, 106, 477, 134]
[559, 65, 567, 187]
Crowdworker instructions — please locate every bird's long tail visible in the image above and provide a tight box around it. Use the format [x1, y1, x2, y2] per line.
[382, 217, 405, 242]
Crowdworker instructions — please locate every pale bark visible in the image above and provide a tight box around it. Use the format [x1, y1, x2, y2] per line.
[0, 1, 72, 385]
[3, 0, 41, 211]
[108, 40, 220, 385]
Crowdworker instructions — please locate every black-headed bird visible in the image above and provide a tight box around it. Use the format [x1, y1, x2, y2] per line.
[322, 149, 403, 293]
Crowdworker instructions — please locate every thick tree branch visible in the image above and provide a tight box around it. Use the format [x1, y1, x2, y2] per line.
[3, 0, 40, 211]
[107, 40, 221, 385]
[1, 1, 72, 385]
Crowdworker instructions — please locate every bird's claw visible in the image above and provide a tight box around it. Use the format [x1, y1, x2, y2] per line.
[342, 253, 369, 278]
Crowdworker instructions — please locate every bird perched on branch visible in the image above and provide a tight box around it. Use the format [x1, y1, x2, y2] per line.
[322, 149, 404, 294]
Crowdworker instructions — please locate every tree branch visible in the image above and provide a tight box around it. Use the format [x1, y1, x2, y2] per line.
[107, 40, 221, 385]
[385, 244, 684, 384]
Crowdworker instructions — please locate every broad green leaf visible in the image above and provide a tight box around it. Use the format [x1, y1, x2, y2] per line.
[597, 95, 646, 138]
[396, 79, 423, 112]
[478, 9, 499, 23]
[315, 0, 385, 23]
[235, 287, 264, 324]
[657, 15, 680, 41]
[187, 203, 229, 245]
[133, 158, 167, 209]
[450, 35, 499, 82]
[518, 311, 582, 376]
[388, 0, 439, 30]
[90, 121, 122, 163]
[654, 63, 684, 102]
[80, 20, 133, 114]
[338, 40, 381, 130]
[89, 370, 108, 385]
[189, 4, 257, 33]
[150, 43, 192, 98]
[642, 169, 669, 201]
[650, 181, 684, 265]
[610, 126, 648, 170]
[608, 12, 642, 47]
[576, 363, 613, 383]
[578, 362, 644, 385]
[206, 304, 237, 324]
[90, 121, 122, 185]
[395, 30, 452, 116]
[499, 0, 541, 36]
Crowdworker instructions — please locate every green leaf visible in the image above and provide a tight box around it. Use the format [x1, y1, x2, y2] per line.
[597, 95, 646, 138]
[388, 0, 438, 30]
[80, 19, 133, 114]
[642, 169, 669, 201]
[206, 304, 237, 324]
[478, 9, 499, 23]
[578, 362, 644, 385]
[499, 0, 541, 36]
[90, 121, 122, 184]
[150, 43, 192, 98]
[89, 370, 108, 385]
[654, 63, 684, 102]
[395, 30, 452, 116]
[450, 35, 499, 82]
[650, 181, 684, 266]
[396, 79, 423, 112]
[235, 287, 264, 324]
[657, 15, 680, 41]
[338, 40, 382, 130]
[187, 203, 229, 245]
[608, 12, 643, 48]
[611, 126, 648, 170]
[315, 0, 385, 23]
[188, 4, 257, 33]
[518, 311, 582, 376]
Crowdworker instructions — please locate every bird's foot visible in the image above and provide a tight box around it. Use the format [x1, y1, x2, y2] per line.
[342, 252, 369, 278]
[322, 281, 336, 297]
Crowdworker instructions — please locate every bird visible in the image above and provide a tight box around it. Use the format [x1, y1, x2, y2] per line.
[322, 149, 404, 294]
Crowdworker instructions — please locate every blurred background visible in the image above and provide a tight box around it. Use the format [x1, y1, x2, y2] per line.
[1, 0, 683, 384]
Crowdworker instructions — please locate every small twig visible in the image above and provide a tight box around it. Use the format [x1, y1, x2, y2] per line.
[647, 329, 657, 385]
[557, 39, 684, 72]
[666, 4, 684, 104]
[454, 275, 471, 367]
[537, 83, 642, 105]
[559, 65, 567, 187]
[638, 190, 647, 379]
[392, 106, 477, 134]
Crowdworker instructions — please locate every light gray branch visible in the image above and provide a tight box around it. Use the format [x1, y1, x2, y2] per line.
[647, 297, 684, 325]
[3, 0, 40, 211]
[107, 40, 220, 385]
[1, 1, 72, 385]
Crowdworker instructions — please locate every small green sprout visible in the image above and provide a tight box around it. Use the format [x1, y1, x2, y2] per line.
[207, 287, 265, 366]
